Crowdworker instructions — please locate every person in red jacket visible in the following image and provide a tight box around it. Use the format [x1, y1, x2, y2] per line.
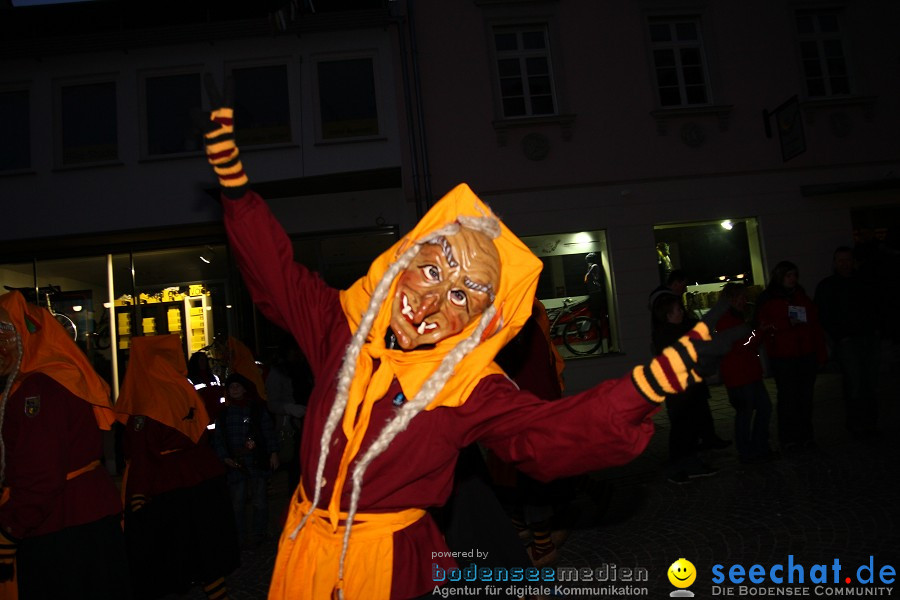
[716, 283, 774, 463]
[197, 85, 747, 600]
[0, 290, 131, 600]
[754, 261, 827, 451]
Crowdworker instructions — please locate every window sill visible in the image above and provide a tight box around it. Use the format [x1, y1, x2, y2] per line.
[649, 104, 733, 135]
[0, 168, 36, 178]
[800, 95, 876, 123]
[138, 142, 300, 164]
[491, 113, 576, 146]
[52, 160, 124, 172]
[138, 150, 204, 163]
[313, 135, 388, 147]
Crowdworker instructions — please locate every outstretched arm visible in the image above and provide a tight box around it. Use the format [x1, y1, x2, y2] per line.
[464, 299, 749, 480]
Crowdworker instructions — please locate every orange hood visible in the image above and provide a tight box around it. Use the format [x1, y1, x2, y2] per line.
[338, 183, 543, 419]
[116, 334, 210, 443]
[226, 336, 266, 401]
[0, 290, 115, 430]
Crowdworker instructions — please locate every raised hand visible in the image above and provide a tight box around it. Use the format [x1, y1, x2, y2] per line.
[199, 74, 248, 199]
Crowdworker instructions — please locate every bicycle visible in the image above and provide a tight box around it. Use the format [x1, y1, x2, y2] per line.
[3, 284, 78, 341]
[546, 297, 604, 356]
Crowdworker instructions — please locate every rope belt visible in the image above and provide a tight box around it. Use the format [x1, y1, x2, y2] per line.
[66, 459, 100, 481]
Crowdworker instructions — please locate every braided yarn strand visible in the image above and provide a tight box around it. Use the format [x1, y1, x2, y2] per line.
[334, 304, 498, 599]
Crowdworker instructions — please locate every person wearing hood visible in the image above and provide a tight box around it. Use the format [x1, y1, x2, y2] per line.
[198, 88, 745, 600]
[0, 291, 131, 599]
[754, 260, 827, 451]
[117, 334, 240, 600]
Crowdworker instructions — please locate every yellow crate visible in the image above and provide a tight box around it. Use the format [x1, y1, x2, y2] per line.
[142, 318, 156, 334]
[189, 284, 204, 296]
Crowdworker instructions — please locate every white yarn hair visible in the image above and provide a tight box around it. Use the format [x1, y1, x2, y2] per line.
[289, 222, 466, 540]
[287, 212, 502, 599]
[0, 322, 24, 485]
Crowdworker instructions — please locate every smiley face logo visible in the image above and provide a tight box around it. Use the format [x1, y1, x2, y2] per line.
[668, 558, 697, 588]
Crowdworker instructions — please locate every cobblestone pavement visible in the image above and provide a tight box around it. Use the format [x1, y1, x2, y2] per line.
[163, 361, 900, 600]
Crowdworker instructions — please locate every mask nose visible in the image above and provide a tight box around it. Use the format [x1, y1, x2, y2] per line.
[413, 292, 441, 323]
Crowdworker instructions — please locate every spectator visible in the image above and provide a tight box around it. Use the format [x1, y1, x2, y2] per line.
[652, 294, 718, 484]
[755, 260, 827, 451]
[648, 269, 689, 327]
[649, 273, 731, 453]
[716, 283, 774, 463]
[214, 372, 279, 548]
[0, 290, 131, 599]
[814, 247, 882, 438]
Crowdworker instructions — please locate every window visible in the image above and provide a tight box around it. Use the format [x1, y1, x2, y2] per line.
[316, 57, 379, 140]
[648, 18, 711, 107]
[59, 81, 118, 165]
[520, 230, 616, 358]
[232, 64, 292, 146]
[653, 218, 766, 318]
[143, 72, 203, 156]
[493, 25, 557, 118]
[795, 10, 851, 97]
[0, 90, 30, 172]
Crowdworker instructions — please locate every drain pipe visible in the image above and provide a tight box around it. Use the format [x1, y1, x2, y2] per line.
[394, 11, 424, 219]
[406, 0, 434, 210]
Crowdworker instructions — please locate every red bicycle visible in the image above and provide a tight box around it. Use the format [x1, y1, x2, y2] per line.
[546, 298, 605, 355]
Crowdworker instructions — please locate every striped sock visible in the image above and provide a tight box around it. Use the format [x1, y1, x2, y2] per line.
[204, 576, 228, 600]
[204, 107, 248, 198]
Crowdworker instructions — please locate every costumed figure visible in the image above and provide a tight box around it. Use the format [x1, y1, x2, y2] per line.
[0, 291, 131, 600]
[198, 80, 747, 600]
[116, 334, 241, 600]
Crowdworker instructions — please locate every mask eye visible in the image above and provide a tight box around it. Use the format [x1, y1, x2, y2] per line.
[448, 289, 467, 307]
[422, 265, 440, 282]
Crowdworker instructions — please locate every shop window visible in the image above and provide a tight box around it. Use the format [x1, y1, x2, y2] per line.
[316, 56, 380, 140]
[231, 64, 292, 146]
[493, 24, 557, 118]
[112, 245, 231, 367]
[647, 17, 712, 107]
[795, 9, 852, 97]
[519, 230, 617, 359]
[58, 80, 118, 165]
[0, 89, 30, 172]
[653, 218, 765, 318]
[143, 72, 203, 156]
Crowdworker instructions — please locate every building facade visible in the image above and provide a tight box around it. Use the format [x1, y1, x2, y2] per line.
[1, 0, 899, 395]
[399, 0, 900, 389]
